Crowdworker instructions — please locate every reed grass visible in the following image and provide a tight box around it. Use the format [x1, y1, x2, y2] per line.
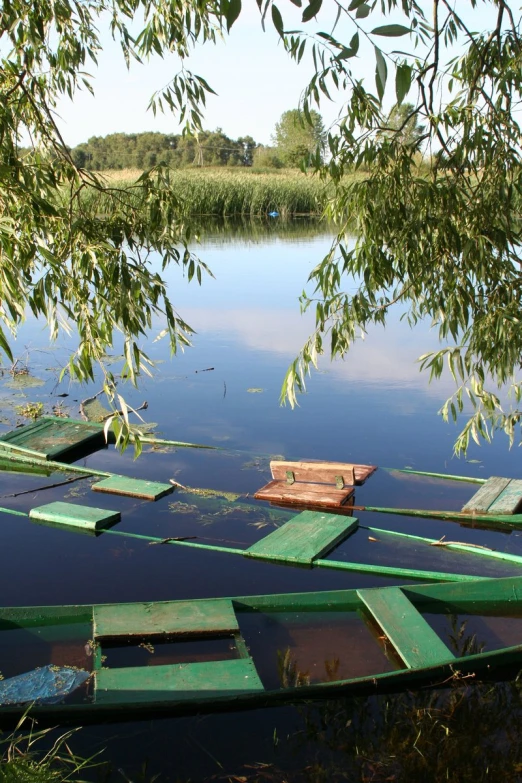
[88, 167, 335, 217]
[0, 717, 98, 782]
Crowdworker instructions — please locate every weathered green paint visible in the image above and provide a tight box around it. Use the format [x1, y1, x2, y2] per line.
[29, 501, 120, 531]
[0, 416, 106, 461]
[313, 558, 487, 582]
[245, 511, 359, 564]
[461, 477, 512, 513]
[382, 467, 486, 484]
[401, 573, 522, 609]
[0, 450, 112, 478]
[92, 475, 174, 501]
[137, 435, 218, 450]
[360, 505, 522, 527]
[0, 457, 52, 477]
[94, 658, 263, 704]
[358, 586, 455, 668]
[0, 498, 513, 583]
[93, 599, 239, 638]
[488, 479, 522, 515]
[3, 578, 522, 723]
[363, 525, 522, 567]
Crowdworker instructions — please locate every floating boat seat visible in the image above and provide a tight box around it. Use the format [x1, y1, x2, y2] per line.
[92, 599, 263, 705]
[0, 416, 107, 461]
[462, 477, 522, 516]
[245, 510, 359, 565]
[91, 475, 174, 501]
[30, 501, 121, 532]
[93, 599, 239, 639]
[254, 459, 377, 509]
[95, 659, 264, 704]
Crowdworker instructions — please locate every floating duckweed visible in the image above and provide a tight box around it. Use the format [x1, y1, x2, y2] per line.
[183, 487, 241, 502]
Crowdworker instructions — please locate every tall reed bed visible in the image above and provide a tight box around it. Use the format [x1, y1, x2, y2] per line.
[90, 168, 330, 217]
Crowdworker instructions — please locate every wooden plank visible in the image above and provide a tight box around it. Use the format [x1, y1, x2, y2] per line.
[462, 477, 511, 513]
[402, 574, 522, 610]
[29, 501, 120, 531]
[95, 658, 264, 704]
[92, 476, 174, 501]
[357, 587, 455, 669]
[254, 480, 354, 508]
[245, 511, 358, 564]
[93, 599, 239, 639]
[270, 460, 377, 486]
[488, 479, 522, 515]
[0, 417, 106, 461]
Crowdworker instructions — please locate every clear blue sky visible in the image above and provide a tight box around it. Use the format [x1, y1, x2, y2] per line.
[55, 1, 497, 148]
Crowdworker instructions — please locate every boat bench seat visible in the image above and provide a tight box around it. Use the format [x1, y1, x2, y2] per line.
[95, 659, 264, 704]
[463, 477, 522, 515]
[93, 599, 239, 639]
[254, 460, 376, 509]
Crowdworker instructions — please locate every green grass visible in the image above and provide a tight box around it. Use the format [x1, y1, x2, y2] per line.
[0, 720, 97, 782]
[92, 167, 335, 217]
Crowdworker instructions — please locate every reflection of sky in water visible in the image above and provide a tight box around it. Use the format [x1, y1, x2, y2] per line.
[7, 228, 519, 474]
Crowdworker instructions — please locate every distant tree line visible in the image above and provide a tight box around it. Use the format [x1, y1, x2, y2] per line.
[69, 110, 327, 171]
[70, 130, 258, 170]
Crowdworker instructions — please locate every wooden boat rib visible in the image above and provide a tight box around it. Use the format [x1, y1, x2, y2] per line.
[2, 575, 522, 724]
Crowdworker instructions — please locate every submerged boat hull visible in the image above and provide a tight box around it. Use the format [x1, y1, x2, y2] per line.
[2, 576, 522, 725]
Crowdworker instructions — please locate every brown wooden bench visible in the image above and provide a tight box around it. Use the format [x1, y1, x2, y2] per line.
[254, 460, 377, 509]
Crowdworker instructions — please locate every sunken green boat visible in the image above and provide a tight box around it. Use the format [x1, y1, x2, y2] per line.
[2, 576, 522, 724]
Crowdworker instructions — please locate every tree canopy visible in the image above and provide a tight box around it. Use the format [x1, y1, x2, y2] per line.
[272, 108, 326, 167]
[277, 0, 522, 454]
[70, 131, 258, 170]
[2, 0, 522, 452]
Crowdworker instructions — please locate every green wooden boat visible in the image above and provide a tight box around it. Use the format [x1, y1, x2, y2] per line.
[3, 575, 522, 724]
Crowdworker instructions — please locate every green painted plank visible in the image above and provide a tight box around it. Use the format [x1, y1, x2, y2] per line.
[462, 477, 511, 513]
[245, 511, 359, 564]
[314, 558, 487, 582]
[488, 479, 522, 515]
[0, 417, 106, 460]
[92, 475, 174, 501]
[357, 586, 455, 669]
[93, 599, 239, 638]
[95, 658, 263, 704]
[29, 501, 120, 531]
[402, 574, 522, 609]
[364, 525, 522, 567]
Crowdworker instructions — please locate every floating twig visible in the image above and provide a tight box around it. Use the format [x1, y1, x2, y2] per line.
[0, 474, 91, 498]
[169, 479, 188, 489]
[148, 536, 198, 545]
[430, 536, 494, 551]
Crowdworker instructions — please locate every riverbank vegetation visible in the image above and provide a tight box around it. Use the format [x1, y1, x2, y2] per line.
[3, 0, 522, 452]
[68, 110, 326, 172]
[85, 167, 334, 217]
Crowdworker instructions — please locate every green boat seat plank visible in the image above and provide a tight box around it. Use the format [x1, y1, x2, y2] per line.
[357, 586, 455, 669]
[30, 501, 120, 531]
[487, 479, 522, 515]
[245, 511, 358, 564]
[92, 475, 174, 501]
[93, 599, 239, 639]
[95, 658, 263, 704]
[0, 416, 106, 461]
[462, 477, 511, 514]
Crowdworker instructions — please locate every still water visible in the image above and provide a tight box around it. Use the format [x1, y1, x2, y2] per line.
[1, 219, 522, 780]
